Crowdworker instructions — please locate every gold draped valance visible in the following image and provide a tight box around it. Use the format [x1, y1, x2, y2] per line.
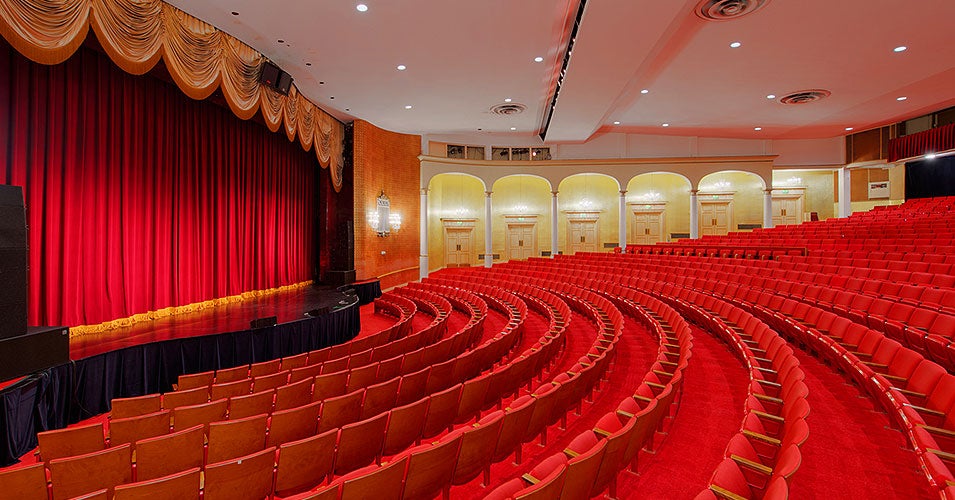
[0, 0, 345, 191]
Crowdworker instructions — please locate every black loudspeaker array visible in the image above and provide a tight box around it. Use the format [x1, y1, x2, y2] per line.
[259, 61, 293, 96]
[0, 185, 27, 341]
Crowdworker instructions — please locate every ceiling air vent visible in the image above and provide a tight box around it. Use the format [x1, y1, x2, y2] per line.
[778, 89, 831, 105]
[490, 103, 526, 116]
[695, 0, 770, 21]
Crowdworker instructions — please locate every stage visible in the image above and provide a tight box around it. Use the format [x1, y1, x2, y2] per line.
[0, 279, 381, 466]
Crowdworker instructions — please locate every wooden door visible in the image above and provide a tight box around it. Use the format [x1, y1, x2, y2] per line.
[700, 202, 730, 236]
[632, 212, 664, 245]
[445, 228, 472, 267]
[772, 197, 802, 226]
[568, 220, 599, 254]
[506, 224, 537, 261]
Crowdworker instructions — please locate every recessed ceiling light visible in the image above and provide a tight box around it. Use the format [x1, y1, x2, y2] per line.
[277, 39, 285, 43]
[534, 56, 544, 63]
[510, 127, 517, 131]
[356, 4, 368, 12]
[613, 121, 620, 125]
[396, 64, 406, 71]
[319, 81, 325, 85]
[926, 153, 937, 159]
[477, 128, 482, 131]
[504, 98, 512, 103]
[662, 123, 669, 127]
[231, 11, 239, 16]
[754, 127, 762, 131]
[729, 41, 742, 48]
[305, 62, 312, 67]
[766, 94, 776, 99]
[845, 127, 854, 131]
[330, 96, 335, 99]
[640, 89, 649, 94]
[345, 108, 350, 112]
[897, 96, 907, 101]
[894, 46, 907, 53]
[404, 105, 412, 109]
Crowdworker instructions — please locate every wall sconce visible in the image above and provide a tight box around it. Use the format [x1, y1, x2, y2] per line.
[707, 180, 731, 191]
[369, 191, 400, 237]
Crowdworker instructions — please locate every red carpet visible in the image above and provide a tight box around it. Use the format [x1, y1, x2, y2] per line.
[354, 302, 398, 340]
[616, 325, 747, 498]
[787, 350, 935, 499]
[452, 308, 657, 497]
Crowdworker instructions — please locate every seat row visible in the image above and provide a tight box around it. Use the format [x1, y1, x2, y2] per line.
[595, 254, 954, 497]
[286, 274, 626, 498]
[485, 282, 695, 499]
[15, 285, 533, 499]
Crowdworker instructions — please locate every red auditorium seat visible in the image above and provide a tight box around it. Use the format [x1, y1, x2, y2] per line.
[362, 378, 400, 419]
[421, 383, 463, 439]
[318, 389, 365, 433]
[0, 462, 48, 500]
[334, 413, 389, 476]
[171, 398, 227, 433]
[325, 456, 409, 500]
[175, 372, 214, 392]
[48, 444, 132, 500]
[274, 430, 338, 496]
[210, 379, 252, 400]
[268, 401, 321, 447]
[133, 424, 204, 482]
[112, 467, 201, 500]
[202, 447, 276, 500]
[214, 365, 250, 384]
[383, 399, 431, 456]
[108, 410, 170, 447]
[110, 394, 162, 420]
[492, 396, 536, 465]
[206, 413, 268, 463]
[396, 367, 431, 406]
[161, 386, 209, 410]
[398, 433, 463, 500]
[250, 359, 281, 378]
[446, 410, 506, 487]
[37, 422, 106, 464]
[228, 389, 275, 419]
[561, 431, 608, 500]
[312, 371, 349, 401]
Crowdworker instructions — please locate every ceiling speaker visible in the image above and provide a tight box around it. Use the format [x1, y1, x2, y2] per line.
[259, 61, 293, 96]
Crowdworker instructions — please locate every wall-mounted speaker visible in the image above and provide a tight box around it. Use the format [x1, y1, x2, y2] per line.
[0, 185, 27, 341]
[259, 61, 293, 96]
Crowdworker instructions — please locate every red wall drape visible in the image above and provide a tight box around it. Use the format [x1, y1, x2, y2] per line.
[0, 41, 316, 327]
[888, 123, 955, 162]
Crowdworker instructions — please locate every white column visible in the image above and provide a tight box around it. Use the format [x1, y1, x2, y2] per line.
[419, 188, 429, 279]
[618, 190, 627, 250]
[551, 191, 559, 257]
[763, 189, 774, 229]
[838, 166, 852, 218]
[689, 189, 699, 239]
[484, 191, 493, 268]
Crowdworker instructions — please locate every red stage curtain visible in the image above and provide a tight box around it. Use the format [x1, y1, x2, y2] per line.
[0, 41, 316, 327]
[888, 123, 955, 162]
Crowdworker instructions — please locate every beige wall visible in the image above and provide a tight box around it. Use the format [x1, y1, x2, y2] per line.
[557, 174, 620, 253]
[699, 171, 766, 229]
[772, 169, 835, 220]
[427, 173, 486, 270]
[626, 173, 692, 238]
[491, 176, 554, 257]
